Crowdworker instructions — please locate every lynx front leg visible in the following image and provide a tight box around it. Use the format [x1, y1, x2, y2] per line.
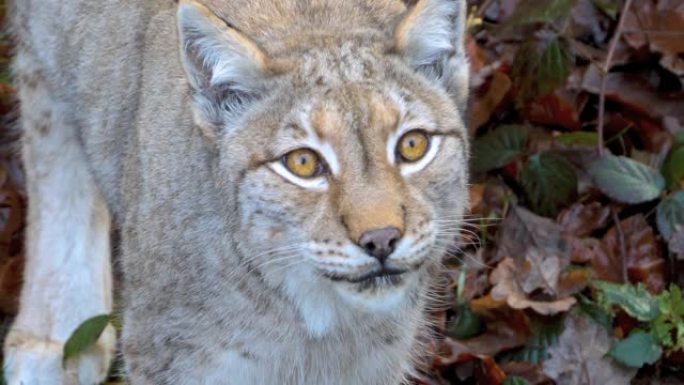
[3, 64, 115, 385]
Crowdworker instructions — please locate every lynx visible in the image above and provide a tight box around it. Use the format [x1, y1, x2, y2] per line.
[4, 0, 470, 384]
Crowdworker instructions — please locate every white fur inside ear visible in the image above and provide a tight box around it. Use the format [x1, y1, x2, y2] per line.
[177, 2, 266, 91]
[395, 0, 459, 67]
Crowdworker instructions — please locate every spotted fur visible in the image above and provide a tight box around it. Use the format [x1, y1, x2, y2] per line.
[5, 0, 469, 384]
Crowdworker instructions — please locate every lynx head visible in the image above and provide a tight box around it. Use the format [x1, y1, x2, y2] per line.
[177, 0, 469, 330]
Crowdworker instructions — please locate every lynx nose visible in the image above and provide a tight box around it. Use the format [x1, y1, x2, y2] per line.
[358, 227, 401, 264]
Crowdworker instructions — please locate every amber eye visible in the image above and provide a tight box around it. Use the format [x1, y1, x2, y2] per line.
[282, 148, 324, 178]
[397, 130, 430, 162]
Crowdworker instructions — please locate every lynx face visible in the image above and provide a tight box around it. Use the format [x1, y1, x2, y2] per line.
[178, 0, 469, 312]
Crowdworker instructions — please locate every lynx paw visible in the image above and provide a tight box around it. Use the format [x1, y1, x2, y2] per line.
[3, 328, 115, 385]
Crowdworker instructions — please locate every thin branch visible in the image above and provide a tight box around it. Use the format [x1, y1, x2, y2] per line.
[597, 0, 633, 157]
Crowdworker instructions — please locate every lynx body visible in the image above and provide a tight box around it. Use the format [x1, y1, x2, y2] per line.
[4, 0, 469, 384]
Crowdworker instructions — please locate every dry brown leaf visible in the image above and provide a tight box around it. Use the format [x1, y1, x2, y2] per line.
[490, 258, 577, 315]
[439, 295, 531, 363]
[567, 236, 602, 264]
[622, 0, 684, 57]
[499, 361, 552, 385]
[436, 318, 529, 366]
[470, 70, 512, 131]
[520, 88, 583, 132]
[590, 214, 666, 293]
[557, 202, 611, 237]
[581, 64, 684, 126]
[468, 184, 486, 216]
[556, 268, 590, 298]
[520, 250, 561, 296]
[543, 314, 637, 384]
[496, 206, 571, 265]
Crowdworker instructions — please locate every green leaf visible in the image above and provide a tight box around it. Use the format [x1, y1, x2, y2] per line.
[608, 331, 662, 368]
[62, 314, 111, 367]
[587, 154, 665, 204]
[654, 285, 684, 351]
[503, 376, 531, 385]
[520, 152, 577, 217]
[578, 294, 613, 329]
[471, 125, 528, 173]
[662, 146, 684, 188]
[538, 38, 573, 96]
[447, 302, 483, 340]
[507, 0, 576, 26]
[556, 132, 599, 147]
[594, 281, 660, 322]
[0, 67, 10, 85]
[673, 132, 684, 149]
[512, 36, 573, 103]
[498, 317, 563, 364]
[656, 191, 684, 241]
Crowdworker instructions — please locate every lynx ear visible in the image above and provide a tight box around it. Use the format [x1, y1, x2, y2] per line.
[177, 1, 269, 138]
[394, 0, 469, 108]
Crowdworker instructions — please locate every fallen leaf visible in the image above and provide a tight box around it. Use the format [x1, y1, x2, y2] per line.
[469, 184, 487, 215]
[556, 268, 590, 297]
[594, 281, 660, 322]
[440, 296, 531, 361]
[670, 226, 684, 257]
[567, 236, 602, 264]
[498, 316, 565, 364]
[470, 70, 513, 130]
[543, 314, 638, 384]
[656, 191, 684, 241]
[496, 206, 571, 264]
[609, 330, 663, 368]
[587, 154, 665, 204]
[591, 214, 666, 293]
[474, 357, 507, 385]
[512, 35, 573, 105]
[622, 0, 684, 57]
[519, 88, 583, 131]
[471, 125, 528, 173]
[581, 64, 684, 126]
[490, 258, 577, 315]
[569, 0, 609, 44]
[520, 250, 561, 296]
[520, 152, 578, 217]
[557, 201, 610, 237]
[437, 333, 527, 367]
[498, 361, 551, 385]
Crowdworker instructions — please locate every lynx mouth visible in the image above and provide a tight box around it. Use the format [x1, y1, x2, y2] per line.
[324, 267, 408, 285]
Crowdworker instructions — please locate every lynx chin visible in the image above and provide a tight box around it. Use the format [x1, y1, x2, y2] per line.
[4, 0, 470, 383]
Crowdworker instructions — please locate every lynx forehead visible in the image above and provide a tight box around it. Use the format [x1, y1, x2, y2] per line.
[6, 0, 470, 384]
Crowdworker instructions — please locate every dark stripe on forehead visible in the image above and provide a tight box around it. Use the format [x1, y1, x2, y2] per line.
[353, 89, 372, 172]
[357, 127, 371, 176]
[282, 122, 309, 139]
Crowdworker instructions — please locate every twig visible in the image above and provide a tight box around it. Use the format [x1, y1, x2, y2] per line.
[611, 205, 628, 283]
[597, 0, 633, 156]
